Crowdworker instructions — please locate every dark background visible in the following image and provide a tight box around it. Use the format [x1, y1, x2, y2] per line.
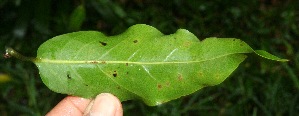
[0, 0, 298, 115]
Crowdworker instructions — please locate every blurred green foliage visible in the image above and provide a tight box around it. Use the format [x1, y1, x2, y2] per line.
[0, 0, 298, 115]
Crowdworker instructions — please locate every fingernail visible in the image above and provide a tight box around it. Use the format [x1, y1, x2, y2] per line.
[85, 93, 118, 116]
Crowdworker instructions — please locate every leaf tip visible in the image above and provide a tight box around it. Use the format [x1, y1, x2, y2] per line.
[254, 50, 289, 62]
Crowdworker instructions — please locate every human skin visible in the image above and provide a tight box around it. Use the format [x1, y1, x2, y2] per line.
[47, 93, 123, 116]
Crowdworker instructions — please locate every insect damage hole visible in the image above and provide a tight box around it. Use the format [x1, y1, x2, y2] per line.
[99, 41, 107, 46]
[67, 71, 71, 79]
[112, 71, 117, 77]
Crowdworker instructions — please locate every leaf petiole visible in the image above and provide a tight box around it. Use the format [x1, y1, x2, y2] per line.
[4, 47, 37, 62]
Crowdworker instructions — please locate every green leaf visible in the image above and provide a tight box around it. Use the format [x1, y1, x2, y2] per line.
[6, 24, 288, 106]
[68, 5, 86, 31]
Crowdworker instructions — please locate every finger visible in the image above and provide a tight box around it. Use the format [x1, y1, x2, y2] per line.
[84, 93, 123, 116]
[46, 96, 91, 116]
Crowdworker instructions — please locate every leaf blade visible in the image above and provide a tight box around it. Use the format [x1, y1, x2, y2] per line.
[34, 24, 287, 106]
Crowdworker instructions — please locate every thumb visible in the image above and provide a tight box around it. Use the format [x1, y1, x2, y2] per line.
[84, 93, 123, 116]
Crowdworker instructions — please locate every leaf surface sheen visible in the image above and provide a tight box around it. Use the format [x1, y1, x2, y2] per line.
[35, 24, 287, 106]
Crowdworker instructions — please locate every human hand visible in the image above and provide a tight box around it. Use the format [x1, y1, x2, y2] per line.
[46, 93, 123, 116]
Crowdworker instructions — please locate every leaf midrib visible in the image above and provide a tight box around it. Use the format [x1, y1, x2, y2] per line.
[35, 52, 248, 64]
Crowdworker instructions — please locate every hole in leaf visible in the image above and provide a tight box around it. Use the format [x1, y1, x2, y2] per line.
[133, 40, 138, 43]
[113, 71, 117, 77]
[67, 71, 71, 79]
[99, 41, 107, 46]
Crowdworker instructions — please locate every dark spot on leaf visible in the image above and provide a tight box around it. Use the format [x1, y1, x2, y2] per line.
[113, 71, 117, 77]
[125, 63, 128, 66]
[126, 72, 129, 75]
[117, 86, 121, 89]
[133, 40, 138, 43]
[101, 61, 106, 64]
[85, 84, 89, 86]
[67, 72, 71, 79]
[233, 39, 236, 41]
[178, 74, 183, 80]
[158, 84, 162, 89]
[90, 61, 98, 64]
[198, 72, 203, 77]
[240, 43, 244, 46]
[99, 41, 107, 46]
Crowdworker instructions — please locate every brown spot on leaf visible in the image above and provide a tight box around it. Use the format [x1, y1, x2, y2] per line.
[157, 84, 162, 89]
[101, 61, 106, 64]
[133, 40, 138, 43]
[125, 63, 128, 66]
[117, 86, 121, 89]
[90, 61, 99, 64]
[178, 73, 183, 81]
[183, 41, 191, 47]
[198, 72, 203, 77]
[99, 41, 107, 46]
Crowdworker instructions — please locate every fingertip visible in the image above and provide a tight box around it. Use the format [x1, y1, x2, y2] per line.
[46, 96, 91, 116]
[84, 93, 123, 116]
